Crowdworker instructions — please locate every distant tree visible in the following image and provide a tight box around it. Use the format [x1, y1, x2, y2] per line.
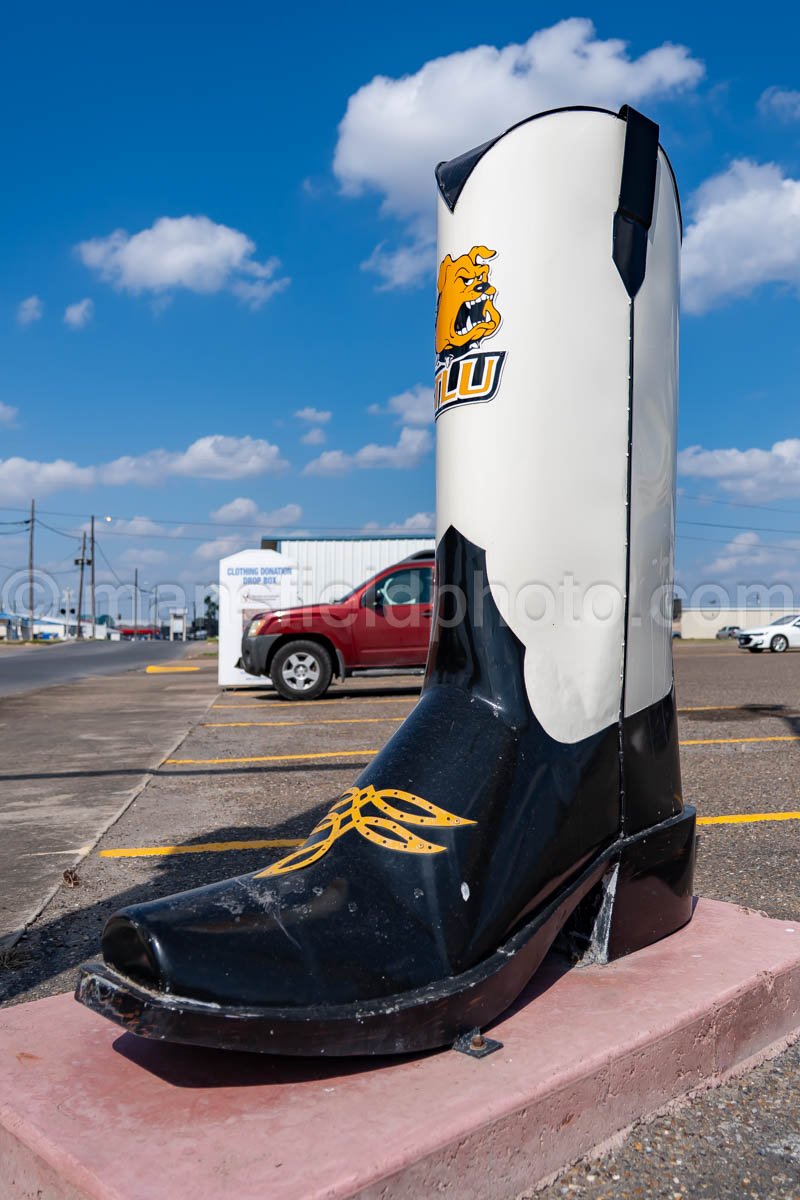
[204, 593, 219, 635]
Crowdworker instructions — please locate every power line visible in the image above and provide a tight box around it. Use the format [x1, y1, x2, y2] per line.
[679, 492, 800, 516]
[679, 533, 800, 555]
[680, 519, 800, 537]
[35, 517, 83, 542]
[31, 513, 800, 545]
[0, 503, 426, 535]
[93, 539, 126, 587]
[3, 488, 800, 530]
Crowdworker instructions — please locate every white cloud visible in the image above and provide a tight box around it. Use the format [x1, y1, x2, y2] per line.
[17, 296, 43, 326]
[356, 427, 432, 469]
[371, 384, 431, 426]
[334, 18, 704, 287]
[294, 407, 331, 424]
[100, 435, 288, 485]
[300, 426, 326, 446]
[0, 435, 288, 505]
[304, 426, 432, 475]
[209, 497, 302, 527]
[194, 535, 252, 561]
[361, 226, 436, 291]
[758, 87, 800, 121]
[363, 511, 435, 533]
[302, 449, 352, 477]
[102, 516, 174, 538]
[194, 515, 303, 561]
[0, 402, 18, 427]
[678, 439, 800, 500]
[119, 547, 168, 566]
[704, 531, 765, 575]
[682, 160, 800, 313]
[77, 215, 290, 310]
[697, 531, 800, 593]
[64, 298, 94, 328]
[0, 458, 95, 504]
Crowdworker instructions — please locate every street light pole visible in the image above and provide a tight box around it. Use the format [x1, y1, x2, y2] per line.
[28, 499, 35, 639]
[62, 588, 73, 637]
[90, 515, 96, 640]
[133, 568, 139, 637]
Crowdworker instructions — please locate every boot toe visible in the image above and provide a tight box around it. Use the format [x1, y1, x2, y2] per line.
[102, 915, 163, 989]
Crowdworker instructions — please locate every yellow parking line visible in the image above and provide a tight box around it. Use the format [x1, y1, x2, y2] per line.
[697, 812, 800, 826]
[100, 838, 304, 859]
[164, 749, 379, 765]
[680, 736, 800, 746]
[167, 736, 798, 765]
[146, 665, 201, 674]
[201, 717, 404, 728]
[677, 705, 741, 713]
[211, 696, 417, 709]
[101, 812, 800, 859]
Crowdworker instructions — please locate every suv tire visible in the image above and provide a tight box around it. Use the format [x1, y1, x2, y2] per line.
[271, 640, 333, 700]
[770, 635, 789, 654]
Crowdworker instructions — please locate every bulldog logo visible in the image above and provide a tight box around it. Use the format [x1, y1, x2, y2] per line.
[436, 246, 501, 361]
[434, 245, 506, 419]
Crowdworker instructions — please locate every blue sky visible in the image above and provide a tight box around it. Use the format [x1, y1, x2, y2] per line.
[4, 3, 800, 618]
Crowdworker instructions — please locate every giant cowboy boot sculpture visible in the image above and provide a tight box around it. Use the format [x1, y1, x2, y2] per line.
[77, 105, 695, 1056]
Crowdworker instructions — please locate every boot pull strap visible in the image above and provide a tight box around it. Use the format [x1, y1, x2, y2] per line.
[613, 105, 660, 298]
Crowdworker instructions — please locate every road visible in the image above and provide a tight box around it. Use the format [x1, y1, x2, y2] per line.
[0, 640, 193, 698]
[0, 648, 217, 949]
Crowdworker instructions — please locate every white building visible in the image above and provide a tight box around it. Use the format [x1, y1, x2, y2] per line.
[677, 607, 800, 640]
[266, 536, 435, 604]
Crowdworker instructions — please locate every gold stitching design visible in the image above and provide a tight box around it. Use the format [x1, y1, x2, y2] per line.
[254, 786, 476, 878]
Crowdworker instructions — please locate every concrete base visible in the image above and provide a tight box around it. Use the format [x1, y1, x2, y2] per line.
[1, 898, 799, 1200]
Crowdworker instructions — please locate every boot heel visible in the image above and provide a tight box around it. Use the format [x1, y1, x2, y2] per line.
[607, 805, 696, 960]
[558, 807, 696, 966]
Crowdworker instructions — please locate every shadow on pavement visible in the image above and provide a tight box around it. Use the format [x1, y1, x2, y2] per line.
[680, 703, 800, 725]
[0, 762, 372, 783]
[222, 682, 421, 703]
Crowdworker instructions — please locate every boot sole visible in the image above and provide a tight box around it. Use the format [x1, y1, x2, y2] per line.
[75, 807, 695, 1056]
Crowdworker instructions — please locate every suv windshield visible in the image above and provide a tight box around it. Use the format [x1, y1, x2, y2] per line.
[330, 569, 387, 604]
[331, 561, 434, 604]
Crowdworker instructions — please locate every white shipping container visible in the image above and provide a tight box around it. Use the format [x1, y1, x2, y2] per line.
[275, 537, 435, 605]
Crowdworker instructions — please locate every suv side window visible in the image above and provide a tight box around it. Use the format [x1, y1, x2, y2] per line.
[376, 567, 432, 607]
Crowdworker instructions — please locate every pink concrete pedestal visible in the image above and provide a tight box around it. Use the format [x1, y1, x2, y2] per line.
[2, 898, 800, 1200]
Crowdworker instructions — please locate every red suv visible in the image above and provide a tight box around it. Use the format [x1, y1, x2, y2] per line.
[241, 553, 434, 700]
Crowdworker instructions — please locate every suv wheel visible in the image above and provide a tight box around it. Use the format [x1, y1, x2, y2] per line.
[271, 640, 333, 700]
[770, 635, 789, 654]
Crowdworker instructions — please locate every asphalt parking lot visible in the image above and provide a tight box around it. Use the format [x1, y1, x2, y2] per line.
[1, 641, 799, 1197]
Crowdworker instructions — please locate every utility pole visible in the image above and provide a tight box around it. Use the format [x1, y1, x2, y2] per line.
[153, 583, 159, 638]
[75, 532, 87, 640]
[133, 568, 139, 637]
[90, 515, 96, 639]
[28, 499, 35, 639]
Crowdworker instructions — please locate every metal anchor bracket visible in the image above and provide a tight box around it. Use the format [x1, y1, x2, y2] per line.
[452, 1027, 504, 1059]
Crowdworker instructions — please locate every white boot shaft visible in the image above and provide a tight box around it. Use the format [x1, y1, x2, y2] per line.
[435, 107, 680, 744]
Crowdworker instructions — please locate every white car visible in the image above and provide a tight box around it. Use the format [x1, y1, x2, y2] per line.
[737, 615, 800, 654]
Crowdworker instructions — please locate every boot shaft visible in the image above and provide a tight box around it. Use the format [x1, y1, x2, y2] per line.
[433, 106, 681, 752]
